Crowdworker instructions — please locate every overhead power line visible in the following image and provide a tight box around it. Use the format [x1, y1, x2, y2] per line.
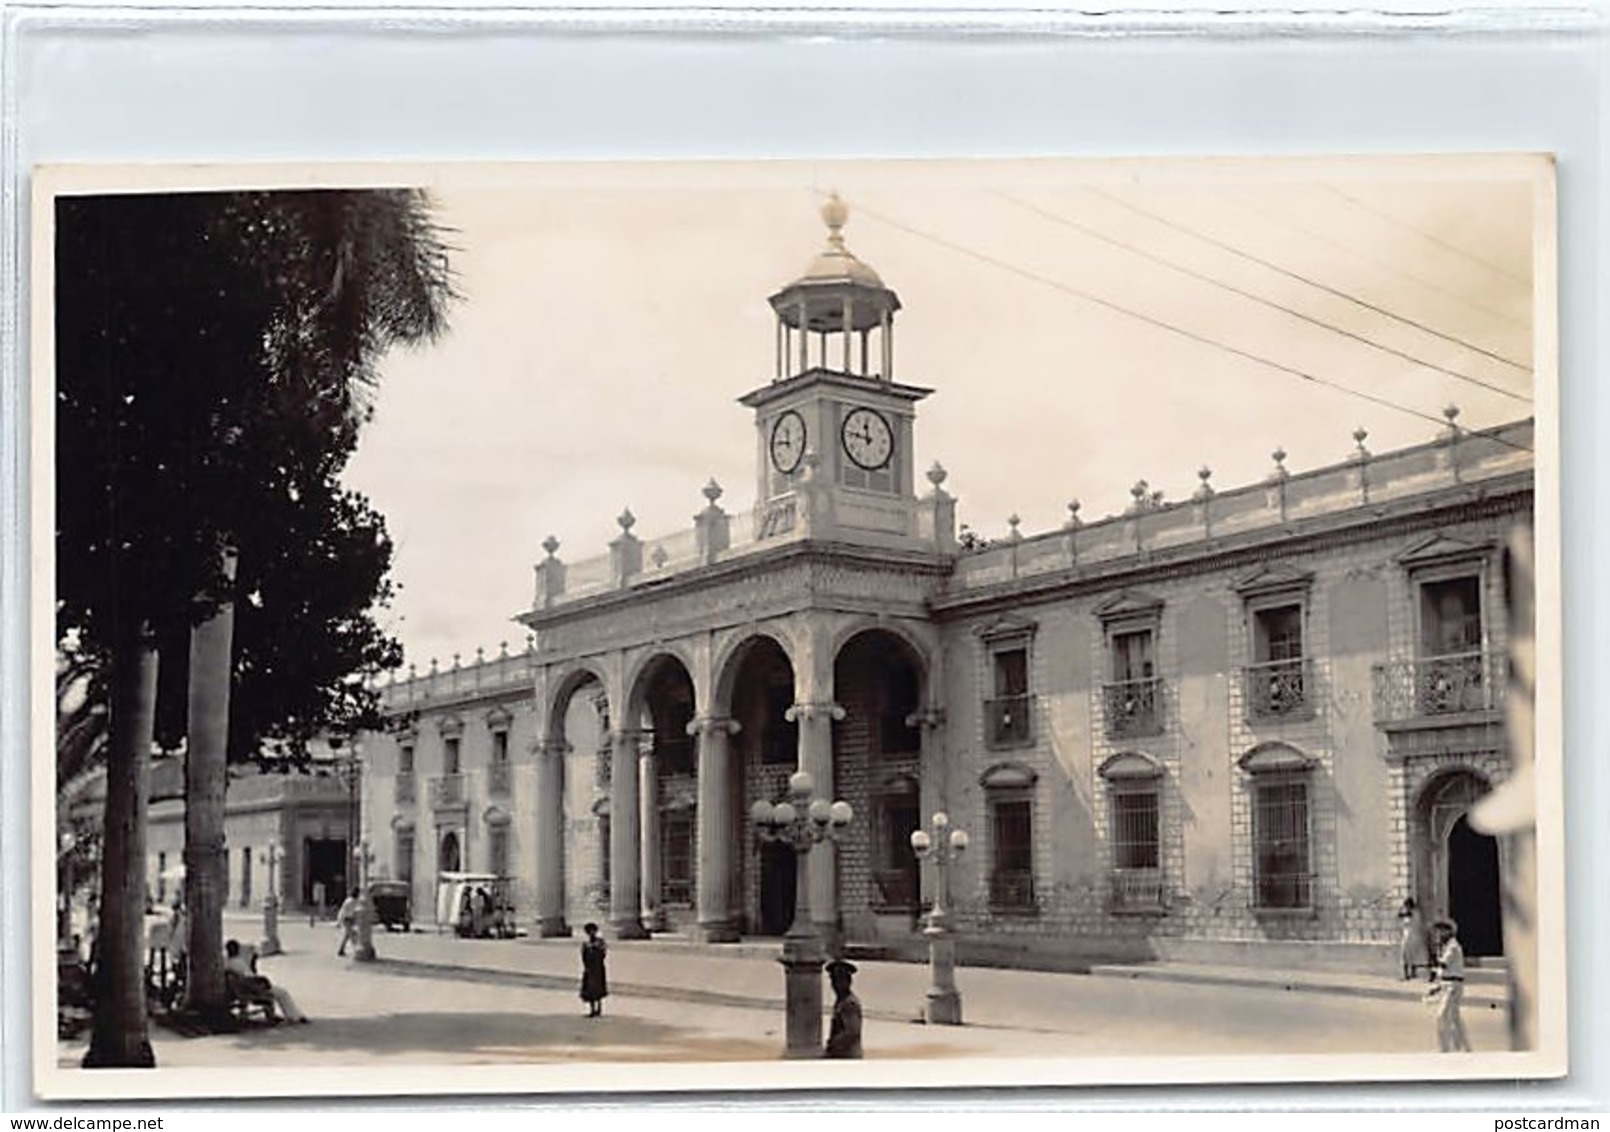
[849, 199, 1532, 454]
[1328, 186, 1533, 290]
[1086, 188, 1535, 376]
[998, 191, 1531, 405]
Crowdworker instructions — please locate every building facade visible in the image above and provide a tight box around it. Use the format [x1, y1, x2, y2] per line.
[359, 197, 1533, 972]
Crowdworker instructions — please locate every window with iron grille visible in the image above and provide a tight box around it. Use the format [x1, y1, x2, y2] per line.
[986, 645, 1033, 749]
[396, 832, 414, 885]
[988, 792, 1035, 910]
[1252, 776, 1312, 910]
[1247, 602, 1310, 720]
[489, 826, 510, 878]
[661, 811, 695, 905]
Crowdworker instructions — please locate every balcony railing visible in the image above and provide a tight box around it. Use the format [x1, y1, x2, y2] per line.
[488, 761, 511, 797]
[985, 694, 1034, 748]
[394, 772, 416, 806]
[1101, 677, 1164, 739]
[1243, 659, 1313, 721]
[428, 773, 466, 810]
[1110, 867, 1165, 911]
[1372, 651, 1502, 724]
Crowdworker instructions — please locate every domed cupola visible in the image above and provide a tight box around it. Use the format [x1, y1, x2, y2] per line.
[767, 193, 902, 382]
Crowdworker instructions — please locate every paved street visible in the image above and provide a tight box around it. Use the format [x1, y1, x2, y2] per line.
[57, 917, 1510, 1069]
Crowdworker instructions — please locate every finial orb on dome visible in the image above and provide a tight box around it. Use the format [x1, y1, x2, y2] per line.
[821, 192, 849, 239]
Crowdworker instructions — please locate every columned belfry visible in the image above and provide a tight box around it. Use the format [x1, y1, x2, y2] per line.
[768, 193, 901, 383]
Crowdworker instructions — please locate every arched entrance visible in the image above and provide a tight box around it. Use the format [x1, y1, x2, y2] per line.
[1415, 768, 1504, 957]
[548, 670, 608, 934]
[628, 654, 699, 928]
[438, 830, 461, 873]
[833, 629, 926, 931]
[723, 635, 796, 936]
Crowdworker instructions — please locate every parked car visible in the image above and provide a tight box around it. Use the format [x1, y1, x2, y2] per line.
[368, 880, 413, 932]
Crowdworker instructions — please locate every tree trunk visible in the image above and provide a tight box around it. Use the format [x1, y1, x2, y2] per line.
[83, 625, 158, 1069]
[182, 548, 237, 1021]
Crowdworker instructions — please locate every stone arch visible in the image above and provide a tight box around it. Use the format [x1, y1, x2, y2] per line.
[546, 663, 610, 740]
[830, 619, 933, 696]
[1098, 750, 1166, 781]
[1413, 766, 1503, 956]
[1236, 740, 1316, 774]
[623, 648, 700, 728]
[712, 628, 798, 714]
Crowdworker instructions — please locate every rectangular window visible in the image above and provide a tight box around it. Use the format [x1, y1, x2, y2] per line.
[1252, 778, 1312, 910]
[988, 794, 1035, 910]
[489, 827, 510, 878]
[399, 744, 415, 775]
[1247, 603, 1309, 719]
[1104, 628, 1161, 738]
[661, 811, 695, 906]
[492, 731, 508, 765]
[444, 737, 461, 776]
[872, 798, 920, 909]
[1110, 787, 1164, 911]
[240, 846, 253, 908]
[1420, 575, 1483, 657]
[1111, 629, 1154, 682]
[157, 851, 167, 904]
[986, 646, 1032, 748]
[396, 832, 414, 885]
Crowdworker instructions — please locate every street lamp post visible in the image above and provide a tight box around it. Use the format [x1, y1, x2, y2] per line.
[911, 811, 969, 1025]
[259, 841, 283, 957]
[338, 739, 377, 962]
[749, 769, 853, 1059]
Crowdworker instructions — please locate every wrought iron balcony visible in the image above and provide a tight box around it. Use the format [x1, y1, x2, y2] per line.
[487, 761, 511, 797]
[1101, 677, 1164, 739]
[394, 772, 416, 806]
[427, 773, 466, 810]
[1372, 650, 1503, 725]
[1110, 867, 1165, 911]
[1242, 659, 1313, 721]
[984, 694, 1034, 748]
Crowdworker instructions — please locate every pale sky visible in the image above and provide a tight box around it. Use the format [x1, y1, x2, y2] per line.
[341, 157, 1545, 671]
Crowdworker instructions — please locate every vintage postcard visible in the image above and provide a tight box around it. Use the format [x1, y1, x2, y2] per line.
[32, 155, 1563, 1101]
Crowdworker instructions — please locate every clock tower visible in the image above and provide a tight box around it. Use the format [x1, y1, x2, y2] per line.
[740, 194, 934, 547]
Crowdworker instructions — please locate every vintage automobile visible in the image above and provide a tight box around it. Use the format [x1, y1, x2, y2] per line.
[368, 880, 413, 933]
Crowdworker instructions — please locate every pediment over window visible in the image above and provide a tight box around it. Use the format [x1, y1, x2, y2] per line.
[981, 761, 1038, 789]
[482, 805, 511, 828]
[1396, 533, 1494, 570]
[435, 713, 465, 739]
[390, 718, 420, 742]
[1098, 751, 1165, 781]
[390, 814, 416, 833]
[975, 614, 1038, 644]
[484, 704, 514, 732]
[591, 796, 610, 817]
[1094, 589, 1164, 625]
[1237, 741, 1317, 774]
[1231, 562, 1314, 597]
[877, 773, 920, 797]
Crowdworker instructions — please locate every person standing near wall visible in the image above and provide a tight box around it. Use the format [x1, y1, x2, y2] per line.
[1428, 918, 1472, 1052]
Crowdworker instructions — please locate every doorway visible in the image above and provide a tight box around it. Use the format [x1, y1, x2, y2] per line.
[1448, 813, 1504, 957]
[758, 841, 796, 936]
[304, 837, 347, 911]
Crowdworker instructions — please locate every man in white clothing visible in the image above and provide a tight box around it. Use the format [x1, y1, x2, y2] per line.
[1429, 918, 1472, 1052]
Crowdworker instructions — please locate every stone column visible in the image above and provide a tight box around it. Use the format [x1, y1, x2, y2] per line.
[691, 716, 741, 942]
[609, 728, 648, 938]
[638, 734, 664, 932]
[786, 700, 845, 951]
[533, 738, 571, 937]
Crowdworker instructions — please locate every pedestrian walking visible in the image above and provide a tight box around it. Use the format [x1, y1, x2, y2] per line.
[1398, 896, 1429, 981]
[824, 959, 863, 1059]
[579, 921, 608, 1017]
[1427, 918, 1472, 1052]
[336, 888, 361, 957]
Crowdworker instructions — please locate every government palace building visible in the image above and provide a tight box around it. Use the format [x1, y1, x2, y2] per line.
[352, 196, 1534, 974]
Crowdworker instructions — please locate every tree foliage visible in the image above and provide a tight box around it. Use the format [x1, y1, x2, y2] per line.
[56, 189, 455, 760]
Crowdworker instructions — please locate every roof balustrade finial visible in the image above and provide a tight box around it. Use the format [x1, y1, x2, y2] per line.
[1271, 447, 1289, 479]
[618, 508, 636, 534]
[821, 191, 849, 248]
[542, 535, 560, 559]
[651, 545, 669, 569]
[927, 461, 948, 490]
[1353, 426, 1370, 459]
[1007, 514, 1022, 542]
[1443, 404, 1461, 429]
[1065, 499, 1082, 528]
[1196, 465, 1214, 499]
[702, 478, 723, 506]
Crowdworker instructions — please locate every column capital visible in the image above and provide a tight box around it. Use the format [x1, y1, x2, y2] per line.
[532, 737, 572, 759]
[785, 701, 845, 724]
[609, 727, 650, 746]
[686, 715, 741, 738]
[906, 707, 947, 731]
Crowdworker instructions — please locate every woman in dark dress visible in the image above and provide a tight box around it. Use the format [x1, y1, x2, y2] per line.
[579, 922, 608, 1017]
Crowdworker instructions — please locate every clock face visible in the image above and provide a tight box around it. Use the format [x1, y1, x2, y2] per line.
[769, 410, 806, 475]
[841, 406, 894, 471]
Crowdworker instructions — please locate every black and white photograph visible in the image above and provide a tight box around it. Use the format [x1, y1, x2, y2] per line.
[32, 155, 1563, 1100]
